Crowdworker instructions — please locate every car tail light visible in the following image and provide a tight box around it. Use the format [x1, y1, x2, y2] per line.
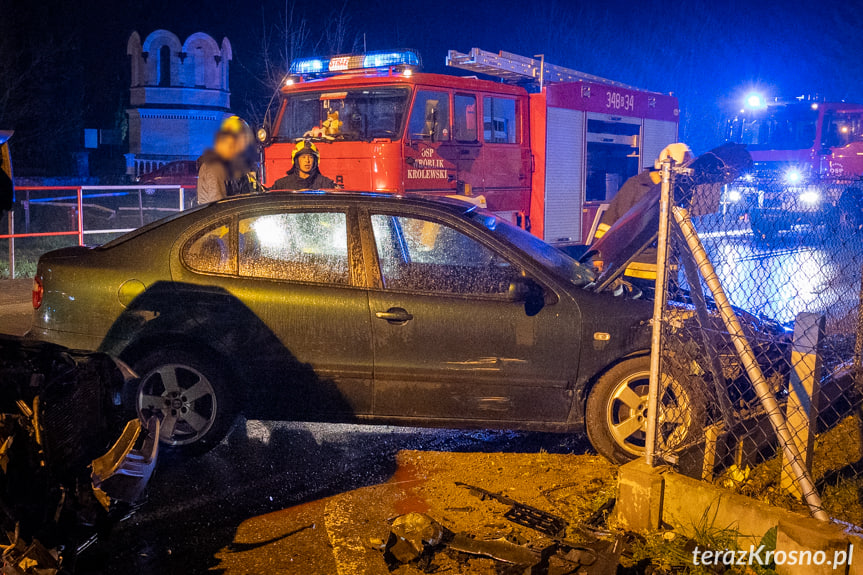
[32, 278, 43, 309]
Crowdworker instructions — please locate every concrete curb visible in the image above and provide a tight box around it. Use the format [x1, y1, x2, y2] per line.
[613, 459, 863, 575]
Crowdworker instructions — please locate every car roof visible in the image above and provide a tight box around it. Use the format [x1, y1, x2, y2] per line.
[212, 190, 479, 215]
[98, 191, 484, 250]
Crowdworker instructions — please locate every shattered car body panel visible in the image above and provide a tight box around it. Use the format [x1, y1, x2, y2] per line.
[0, 335, 157, 569]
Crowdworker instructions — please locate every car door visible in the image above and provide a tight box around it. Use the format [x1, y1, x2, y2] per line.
[172, 205, 373, 418]
[361, 207, 580, 424]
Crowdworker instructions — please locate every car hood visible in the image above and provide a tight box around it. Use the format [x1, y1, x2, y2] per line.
[584, 143, 752, 289]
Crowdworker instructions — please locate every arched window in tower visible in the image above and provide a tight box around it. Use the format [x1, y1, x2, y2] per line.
[159, 46, 171, 86]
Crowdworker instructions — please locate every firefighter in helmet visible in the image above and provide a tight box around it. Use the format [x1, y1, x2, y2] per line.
[196, 115, 260, 204]
[272, 140, 338, 190]
[592, 143, 692, 286]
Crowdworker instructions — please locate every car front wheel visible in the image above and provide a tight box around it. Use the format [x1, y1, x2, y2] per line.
[126, 349, 236, 456]
[585, 355, 703, 464]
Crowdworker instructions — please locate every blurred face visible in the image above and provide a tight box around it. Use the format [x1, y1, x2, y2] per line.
[297, 154, 315, 176]
[214, 134, 241, 161]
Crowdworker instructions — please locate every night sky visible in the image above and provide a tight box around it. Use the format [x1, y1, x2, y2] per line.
[2, 0, 861, 174]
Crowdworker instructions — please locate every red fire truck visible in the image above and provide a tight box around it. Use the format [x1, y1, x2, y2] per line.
[725, 95, 863, 234]
[260, 49, 679, 245]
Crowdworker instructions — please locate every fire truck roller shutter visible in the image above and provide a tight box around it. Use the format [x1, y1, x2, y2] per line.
[543, 107, 585, 244]
[642, 119, 679, 171]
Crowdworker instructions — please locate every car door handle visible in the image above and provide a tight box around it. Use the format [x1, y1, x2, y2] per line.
[375, 307, 414, 323]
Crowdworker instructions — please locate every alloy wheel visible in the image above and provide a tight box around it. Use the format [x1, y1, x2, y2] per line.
[137, 364, 218, 446]
[606, 370, 694, 457]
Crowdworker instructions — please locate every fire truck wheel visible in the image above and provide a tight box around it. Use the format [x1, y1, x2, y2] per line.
[126, 349, 237, 456]
[585, 355, 704, 464]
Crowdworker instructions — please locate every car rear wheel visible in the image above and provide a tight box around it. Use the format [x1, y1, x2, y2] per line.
[585, 355, 703, 464]
[126, 349, 236, 456]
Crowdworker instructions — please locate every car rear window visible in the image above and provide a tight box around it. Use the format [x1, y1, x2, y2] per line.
[97, 204, 210, 250]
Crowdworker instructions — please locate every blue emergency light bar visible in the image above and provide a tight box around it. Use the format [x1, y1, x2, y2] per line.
[289, 50, 421, 77]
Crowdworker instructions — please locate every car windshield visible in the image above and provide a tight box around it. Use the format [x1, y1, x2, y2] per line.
[277, 88, 410, 142]
[465, 209, 595, 287]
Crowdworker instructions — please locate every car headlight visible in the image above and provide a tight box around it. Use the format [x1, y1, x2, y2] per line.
[785, 168, 804, 185]
[799, 190, 820, 204]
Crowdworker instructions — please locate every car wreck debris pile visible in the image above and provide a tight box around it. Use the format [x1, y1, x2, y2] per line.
[0, 336, 158, 574]
[381, 483, 625, 575]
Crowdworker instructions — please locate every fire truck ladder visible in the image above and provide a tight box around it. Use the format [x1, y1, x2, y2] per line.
[446, 47, 638, 90]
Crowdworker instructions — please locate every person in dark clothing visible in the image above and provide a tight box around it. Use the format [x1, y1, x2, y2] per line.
[0, 133, 13, 216]
[196, 116, 259, 204]
[0, 156, 12, 216]
[271, 140, 337, 191]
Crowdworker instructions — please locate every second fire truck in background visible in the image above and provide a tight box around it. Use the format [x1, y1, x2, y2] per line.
[725, 96, 863, 235]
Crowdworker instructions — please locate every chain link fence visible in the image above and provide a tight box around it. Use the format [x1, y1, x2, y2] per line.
[649, 167, 863, 524]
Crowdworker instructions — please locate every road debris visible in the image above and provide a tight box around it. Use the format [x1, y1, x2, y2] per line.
[384, 512, 445, 564]
[455, 482, 567, 539]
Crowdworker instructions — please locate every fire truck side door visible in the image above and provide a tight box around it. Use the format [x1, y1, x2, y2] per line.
[444, 92, 482, 193]
[404, 90, 457, 193]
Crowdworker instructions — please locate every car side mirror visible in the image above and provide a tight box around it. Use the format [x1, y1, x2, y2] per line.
[508, 277, 545, 317]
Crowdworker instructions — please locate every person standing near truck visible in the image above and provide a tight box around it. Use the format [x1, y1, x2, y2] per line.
[196, 116, 257, 204]
[0, 131, 13, 216]
[271, 140, 337, 191]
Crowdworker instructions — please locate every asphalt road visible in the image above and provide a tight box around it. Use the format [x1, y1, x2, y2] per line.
[0, 279, 32, 335]
[691, 219, 863, 328]
[78, 422, 591, 574]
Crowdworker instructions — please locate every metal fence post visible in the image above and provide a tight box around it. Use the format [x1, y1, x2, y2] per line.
[781, 312, 824, 499]
[7, 209, 13, 279]
[854, 264, 863, 388]
[76, 186, 84, 246]
[645, 158, 674, 465]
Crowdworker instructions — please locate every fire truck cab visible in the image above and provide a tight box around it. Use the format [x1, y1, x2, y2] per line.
[727, 97, 863, 178]
[261, 49, 679, 245]
[725, 97, 863, 234]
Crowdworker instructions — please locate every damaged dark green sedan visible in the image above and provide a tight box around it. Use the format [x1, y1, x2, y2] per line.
[30, 192, 694, 462]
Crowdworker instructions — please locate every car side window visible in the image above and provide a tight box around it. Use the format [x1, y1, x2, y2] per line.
[370, 214, 519, 295]
[182, 221, 236, 275]
[239, 211, 350, 285]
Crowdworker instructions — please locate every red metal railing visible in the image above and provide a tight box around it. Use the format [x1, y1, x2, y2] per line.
[2, 185, 195, 278]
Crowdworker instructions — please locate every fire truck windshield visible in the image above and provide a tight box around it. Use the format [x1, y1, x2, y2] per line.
[822, 110, 863, 148]
[728, 104, 818, 150]
[277, 88, 410, 142]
